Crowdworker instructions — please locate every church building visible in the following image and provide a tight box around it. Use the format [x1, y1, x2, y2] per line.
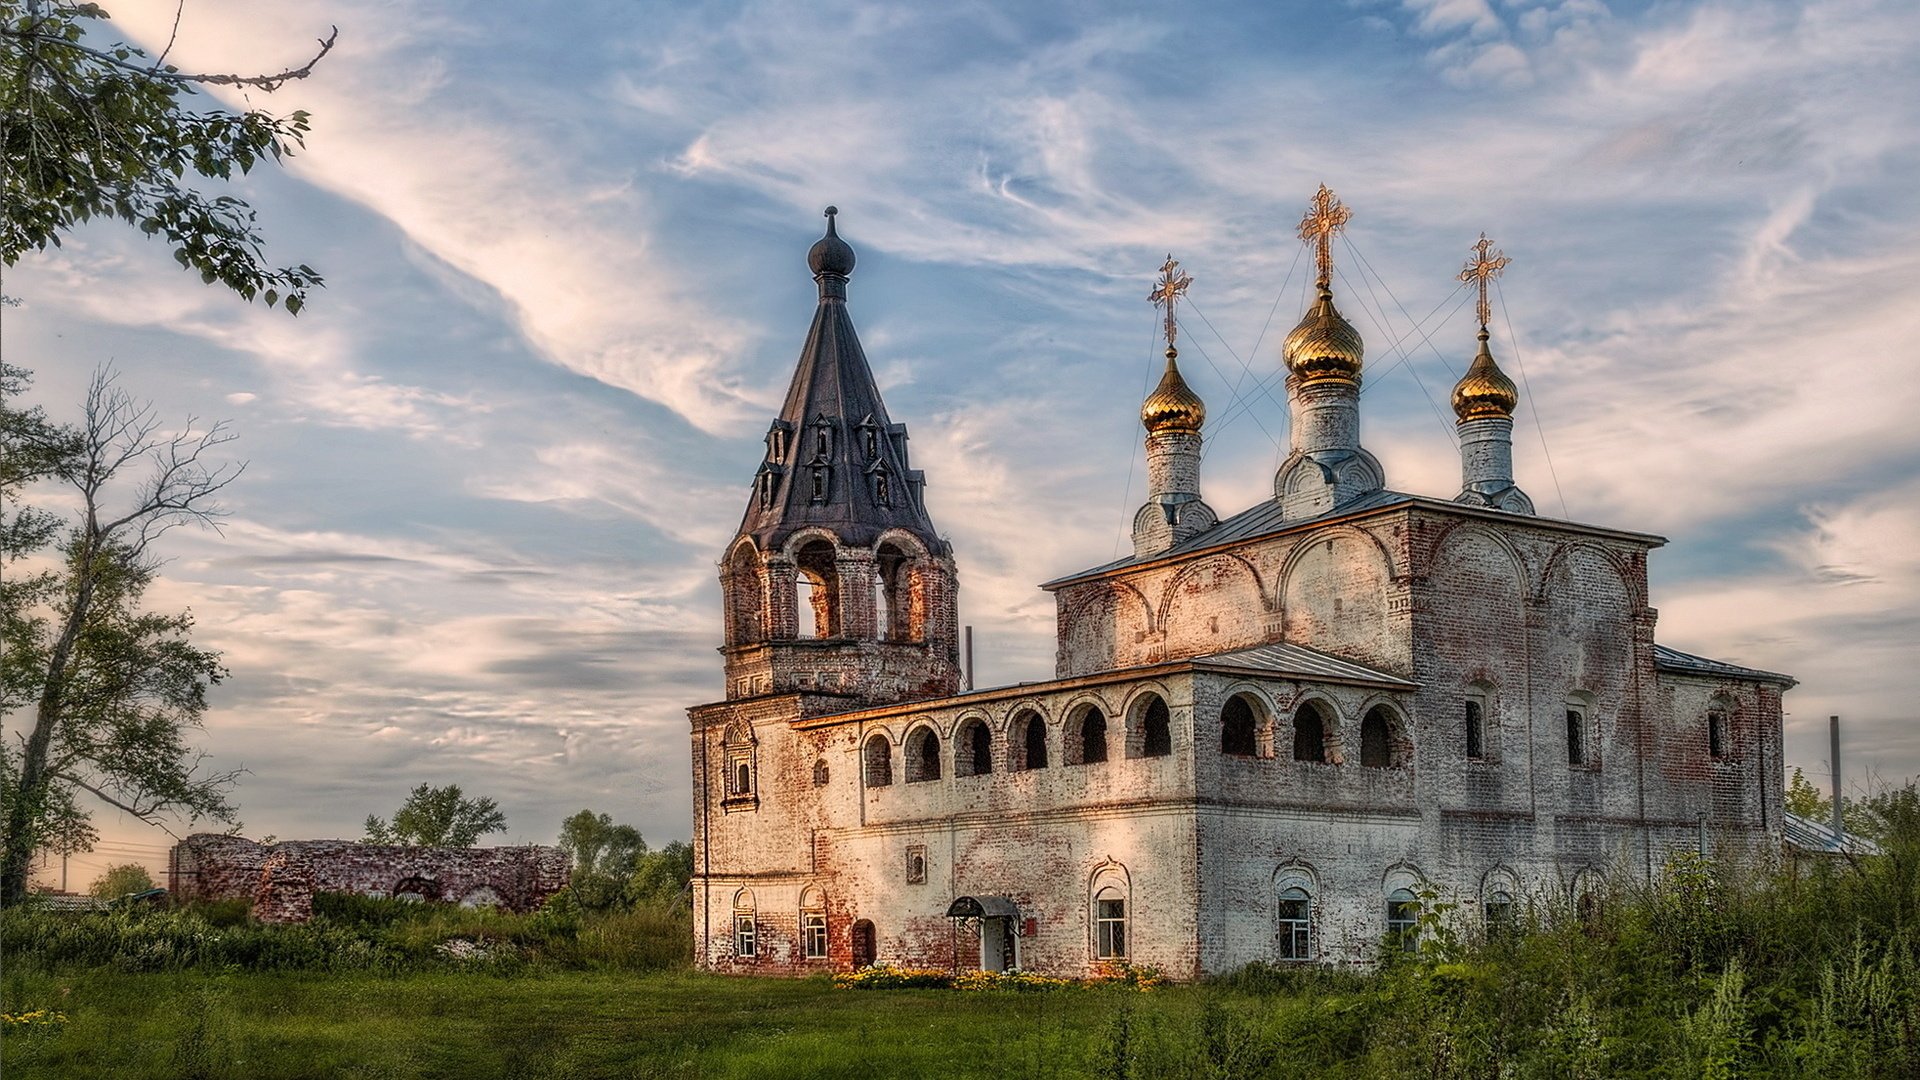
[688, 192, 1792, 977]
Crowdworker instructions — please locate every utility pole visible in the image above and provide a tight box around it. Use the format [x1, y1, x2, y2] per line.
[1829, 715, 1844, 845]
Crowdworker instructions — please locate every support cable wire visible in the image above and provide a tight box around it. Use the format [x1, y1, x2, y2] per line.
[1181, 300, 1286, 459]
[1113, 318, 1164, 558]
[1494, 280, 1569, 519]
[1229, 244, 1304, 403]
[1176, 312, 1283, 453]
[1361, 287, 1474, 396]
[1344, 236, 1467, 383]
[1334, 262, 1458, 446]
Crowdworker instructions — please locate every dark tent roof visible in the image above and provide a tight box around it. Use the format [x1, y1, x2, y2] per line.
[735, 209, 946, 556]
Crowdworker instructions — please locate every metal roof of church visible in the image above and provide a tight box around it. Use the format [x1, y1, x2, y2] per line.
[1043, 488, 1667, 589]
[1651, 644, 1796, 687]
[1194, 641, 1416, 688]
[735, 209, 946, 555]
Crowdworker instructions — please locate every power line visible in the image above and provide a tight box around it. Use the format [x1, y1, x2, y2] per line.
[1494, 280, 1570, 519]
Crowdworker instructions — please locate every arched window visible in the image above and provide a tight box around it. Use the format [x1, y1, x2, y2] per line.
[722, 721, 756, 804]
[1707, 708, 1726, 759]
[1278, 887, 1312, 960]
[956, 719, 992, 777]
[1293, 702, 1329, 763]
[1013, 710, 1048, 770]
[1094, 886, 1127, 959]
[1360, 706, 1401, 768]
[800, 887, 828, 959]
[794, 539, 839, 639]
[1221, 695, 1258, 757]
[906, 727, 942, 783]
[875, 542, 913, 642]
[1483, 891, 1514, 938]
[812, 759, 830, 787]
[1464, 699, 1485, 761]
[864, 734, 893, 787]
[1386, 888, 1419, 952]
[1140, 695, 1172, 758]
[734, 761, 753, 795]
[1071, 705, 1108, 765]
[734, 888, 757, 959]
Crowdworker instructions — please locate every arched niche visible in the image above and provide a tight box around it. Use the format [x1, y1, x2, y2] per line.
[1280, 528, 1392, 661]
[1058, 583, 1153, 676]
[1158, 555, 1265, 656]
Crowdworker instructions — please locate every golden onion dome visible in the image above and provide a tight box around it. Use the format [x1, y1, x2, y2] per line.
[1141, 349, 1206, 433]
[1282, 287, 1364, 383]
[1451, 330, 1519, 422]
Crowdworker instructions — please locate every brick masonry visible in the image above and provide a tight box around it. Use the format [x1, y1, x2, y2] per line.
[168, 834, 570, 922]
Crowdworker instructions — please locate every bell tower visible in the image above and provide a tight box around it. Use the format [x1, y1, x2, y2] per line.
[718, 208, 961, 707]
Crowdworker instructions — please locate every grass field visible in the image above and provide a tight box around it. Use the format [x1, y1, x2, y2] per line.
[2, 968, 1196, 1079]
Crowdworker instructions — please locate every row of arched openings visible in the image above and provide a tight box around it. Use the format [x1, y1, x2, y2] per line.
[864, 694, 1175, 786]
[860, 693, 1414, 786]
[728, 538, 924, 644]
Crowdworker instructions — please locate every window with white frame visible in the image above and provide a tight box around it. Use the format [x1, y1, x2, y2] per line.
[1277, 887, 1312, 960]
[1094, 888, 1127, 959]
[1386, 888, 1419, 952]
[803, 911, 827, 958]
[734, 912, 756, 958]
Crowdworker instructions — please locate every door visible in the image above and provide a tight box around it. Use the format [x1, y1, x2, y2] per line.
[851, 919, 876, 969]
[980, 917, 1016, 972]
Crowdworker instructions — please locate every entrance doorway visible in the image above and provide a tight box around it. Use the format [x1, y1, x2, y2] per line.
[851, 919, 876, 969]
[980, 916, 1017, 972]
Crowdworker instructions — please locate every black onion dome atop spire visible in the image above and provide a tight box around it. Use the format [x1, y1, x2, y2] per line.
[807, 206, 856, 278]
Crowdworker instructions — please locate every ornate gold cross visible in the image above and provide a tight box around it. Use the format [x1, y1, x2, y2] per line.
[1296, 184, 1351, 290]
[1459, 233, 1511, 330]
[1148, 255, 1192, 350]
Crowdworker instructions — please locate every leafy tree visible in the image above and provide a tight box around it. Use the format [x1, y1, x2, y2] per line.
[364, 783, 506, 848]
[626, 840, 692, 907]
[558, 809, 645, 878]
[1785, 766, 1829, 821]
[86, 860, 151, 898]
[0, 1, 334, 309]
[0, 366, 239, 906]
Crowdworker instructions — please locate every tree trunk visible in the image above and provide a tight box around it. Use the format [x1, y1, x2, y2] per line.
[0, 540, 95, 906]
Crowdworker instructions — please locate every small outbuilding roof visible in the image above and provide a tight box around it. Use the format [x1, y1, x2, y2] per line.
[945, 895, 1021, 919]
[1783, 811, 1881, 857]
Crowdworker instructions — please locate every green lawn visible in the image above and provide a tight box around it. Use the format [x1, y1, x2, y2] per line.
[2, 969, 1195, 1079]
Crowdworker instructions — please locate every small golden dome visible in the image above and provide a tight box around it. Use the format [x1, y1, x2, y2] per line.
[1452, 330, 1518, 422]
[1282, 288, 1364, 383]
[1142, 349, 1206, 433]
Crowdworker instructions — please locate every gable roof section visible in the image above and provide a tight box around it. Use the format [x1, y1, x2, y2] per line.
[1043, 489, 1663, 589]
[1193, 641, 1416, 689]
[1653, 644, 1796, 688]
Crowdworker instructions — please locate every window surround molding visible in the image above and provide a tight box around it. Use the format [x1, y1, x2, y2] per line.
[1088, 858, 1131, 961]
[800, 885, 828, 960]
[721, 721, 758, 812]
[732, 888, 757, 960]
[1274, 861, 1318, 962]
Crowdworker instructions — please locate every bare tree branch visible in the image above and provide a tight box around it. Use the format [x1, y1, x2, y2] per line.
[0, 21, 339, 93]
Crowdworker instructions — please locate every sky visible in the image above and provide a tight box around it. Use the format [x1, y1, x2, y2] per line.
[6, 0, 1919, 888]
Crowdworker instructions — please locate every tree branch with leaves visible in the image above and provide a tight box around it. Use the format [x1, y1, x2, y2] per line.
[0, 0, 333, 310]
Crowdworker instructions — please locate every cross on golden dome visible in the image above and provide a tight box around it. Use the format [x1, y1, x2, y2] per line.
[1148, 255, 1193, 350]
[1296, 185, 1351, 291]
[1459, 233, 1511, 330]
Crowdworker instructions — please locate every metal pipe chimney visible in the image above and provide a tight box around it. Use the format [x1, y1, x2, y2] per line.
[963, 625, 974, 692]
[1829, 715, 1844, 845]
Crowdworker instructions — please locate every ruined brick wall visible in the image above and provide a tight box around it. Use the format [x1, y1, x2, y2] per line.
[169, 835, 569, 922]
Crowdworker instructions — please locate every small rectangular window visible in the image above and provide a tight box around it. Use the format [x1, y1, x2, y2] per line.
[1707, 711, 1725, 759]
[1096, 898, 1127, 959]
[734, 914, 756, 958]
[1565, 709, 1585, 766]
[1465, 700, 1485, 761]
[803, 912, 828, 959]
